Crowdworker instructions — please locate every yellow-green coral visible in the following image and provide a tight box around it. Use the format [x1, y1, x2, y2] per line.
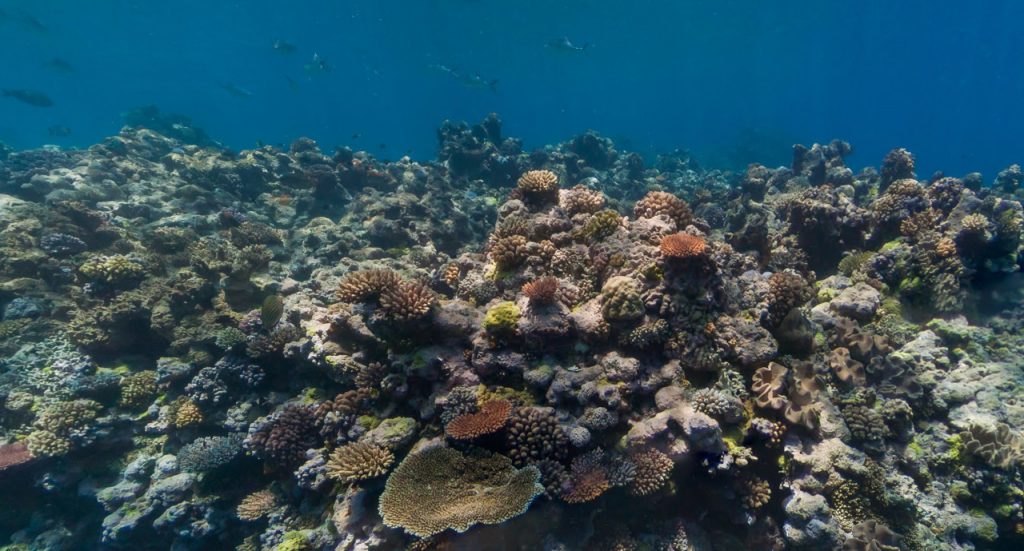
[484, 301, 520, 334]
[79, 254, 146, 285]
[120, 370, 158, 408]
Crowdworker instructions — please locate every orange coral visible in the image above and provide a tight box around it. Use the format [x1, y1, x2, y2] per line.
[562, 465, 610, 503]
[380, 280, 436, 321]
[659, 233, 707, 259]
[337, 269, 400, 302]
[445, 399, 513, 440]
[522, 276, 560, 306]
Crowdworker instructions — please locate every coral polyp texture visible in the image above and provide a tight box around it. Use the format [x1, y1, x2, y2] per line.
[0, 114, 1023, 550]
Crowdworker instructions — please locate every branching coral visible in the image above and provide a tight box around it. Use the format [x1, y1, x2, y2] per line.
[445, 399, 512, 440]
[380, 280, 435, 321]
[634, 191, 694, 229]
[325, 441, 395, 482]
[660, 233, 707, 260]
[517, 169, 559, 199]
[490, 235, 529, 270]
[247, 404, 320, 467]
[336, 269, 400, 303]
[628, 449, 674, 496]
[560, 184, 606, 215]
[79, 254, 146, 286]
[236, 489, 278, 521]
[378, 446, 543, 537]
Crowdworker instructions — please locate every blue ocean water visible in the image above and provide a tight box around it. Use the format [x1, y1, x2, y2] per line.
[2, 0, 1023, 175]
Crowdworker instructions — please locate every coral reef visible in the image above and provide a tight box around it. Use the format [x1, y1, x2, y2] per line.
[0, 117, 1022, 550]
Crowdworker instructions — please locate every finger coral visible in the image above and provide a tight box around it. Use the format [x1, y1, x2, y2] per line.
[505, 407, 569, 466]
[378, 446, 543, 537]
[325, 441, 394, 482]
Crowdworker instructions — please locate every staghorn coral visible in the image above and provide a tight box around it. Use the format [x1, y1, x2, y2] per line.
[336, 269, 400, 303]
[325, 441, 395, 483]
[236, 489, 278, 521]
[634, 191, 694, 229]
[378, 446, 543, 537]
[628, 448, 674, 496]
[445, 399, 512, 440]
[380, 280, 435, 321]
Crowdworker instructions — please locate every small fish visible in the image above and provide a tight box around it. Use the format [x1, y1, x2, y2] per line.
[43, 57, 75, 74]
[546, 36, 590, 53]
[2, 89, 54, 107]
[272, 39, 297, 55]
[47, 125, 72, 137]
[351, 133, 361, 140]
[220, 83, 253, 99]
[427, 63, 459, 77]
[285, 75, 300, 92]
[304, 52, 330, 74]
[15, 10, 48, 33]
[261, 295, 285, 329]
[460, 73, 498, 92]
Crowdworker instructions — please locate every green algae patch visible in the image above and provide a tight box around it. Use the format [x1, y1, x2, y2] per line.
[484, 301, 520, 334]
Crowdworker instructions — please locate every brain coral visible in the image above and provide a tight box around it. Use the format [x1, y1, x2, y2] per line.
[378, 446, 543, 538]
[445, 399, 513, 440]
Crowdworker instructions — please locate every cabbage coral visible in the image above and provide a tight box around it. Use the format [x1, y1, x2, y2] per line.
[378, 446, 543, 537]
